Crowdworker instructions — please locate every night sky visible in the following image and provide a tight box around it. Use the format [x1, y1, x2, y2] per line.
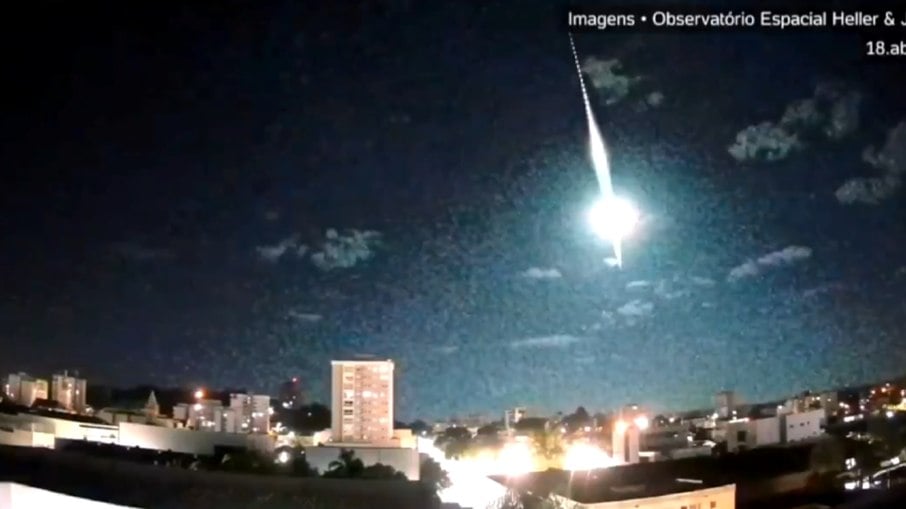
[3, 1, 906, 421]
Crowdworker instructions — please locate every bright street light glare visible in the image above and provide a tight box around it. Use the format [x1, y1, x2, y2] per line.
[587, 195, 640, 243]
[497, 442, 534, 476]
[563, 443, 618, 471]
[633, 415, 650, 431]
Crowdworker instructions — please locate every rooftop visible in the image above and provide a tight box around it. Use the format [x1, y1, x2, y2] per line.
[0, 403, 110, 426]
[492, 445, 813, 504]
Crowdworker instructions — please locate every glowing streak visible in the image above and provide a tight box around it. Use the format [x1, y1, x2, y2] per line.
[568, 33, 626, 266]
[569, 34, 613, 199]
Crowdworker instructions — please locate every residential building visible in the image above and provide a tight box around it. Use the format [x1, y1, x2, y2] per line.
[725, 416, 782, 452]
[330, 359, 394, 443]
[4, 373, 49, 407]
[177, 398, 223, 430]
[50, 371, 86, 413]
[229, 393, 271, 433]
[504, 407, 527, 429]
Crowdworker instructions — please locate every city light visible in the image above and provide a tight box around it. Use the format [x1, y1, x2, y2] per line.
[563, 443, 618, 471]
[194, 389, 204, 399]
[497, 441, 534, 476]
[633, 415, 650, 431]
[276, 450, 291, 464]
[614, 419, 629, 434]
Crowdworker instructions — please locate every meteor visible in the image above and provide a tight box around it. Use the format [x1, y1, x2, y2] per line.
[568, 33, 639, 267]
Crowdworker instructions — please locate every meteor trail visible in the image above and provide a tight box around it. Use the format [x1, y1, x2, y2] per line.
[568, 32, 613, 199]
[568, 33, 637, 267]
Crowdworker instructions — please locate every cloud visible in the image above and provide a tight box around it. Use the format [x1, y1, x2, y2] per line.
[287, 310, 322, 323]
[646, 91, 665, 107]
[653, 280, 690, 300]
[255, 234, 304, 263]
[616, 299, 654, 317]
[728, 122, 802, 163]
[109, 242, 175, 262]
[509, 335, 585, 349]
[835, 175, 901, 205]
[581, 57, 641, 106]
[689, 276, 716, 287]
[727, 245, 812, 282]
[837, 121, 906, 205]
[730, 82, 861, 163]
[435, 345, 459, 355]
[802, 282, 844, 298]
[625, 280, 651, 290]
[310, 229, 381, 271]
[521, 267, 563, 280]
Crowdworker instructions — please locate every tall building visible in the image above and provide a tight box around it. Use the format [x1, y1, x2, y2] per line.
[504, 407, 527, 429]
[715, 390, 737, 419]
[4, 373, 49, 406]
[230, 393, 271, 433]
[612, 405, 646, 465]
[278, 377, 304, 409]
[51, 371, 87, 412]
[330, 359, 394, 443]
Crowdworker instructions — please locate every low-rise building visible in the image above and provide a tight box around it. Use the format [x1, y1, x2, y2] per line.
[784, 408, 824, 443]
[725, 416, 782, 452]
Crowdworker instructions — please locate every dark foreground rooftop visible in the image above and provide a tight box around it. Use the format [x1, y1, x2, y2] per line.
[0, 446, 438, 509]
[493, 444, 814, 504]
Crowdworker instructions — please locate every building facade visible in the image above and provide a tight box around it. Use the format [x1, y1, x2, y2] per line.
[783, 408, 824, 442]
[50, 372, 86, 413]
[330, 359, 394, 443]
[612, 405, 646, 464]
[229, 393, 271, 433]
[504, 407, 527, 429]
[4, 373, 49, 407]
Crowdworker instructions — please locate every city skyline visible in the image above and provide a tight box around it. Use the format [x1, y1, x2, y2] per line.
[3, 2, 906, 421]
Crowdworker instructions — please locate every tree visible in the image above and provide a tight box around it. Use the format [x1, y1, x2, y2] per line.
[361, 463, 407, 480]
[513, 417, 548, 433]
[532, 429, 564, 468]
[444, 436, 473, 460]
[561, 407, 592, 433]
[810, 437, 846, 474]
[477, 423, 501, 436]
[323, 449, 365, 478]
[435, 426, 474, 460]
[408, 419, 431, 435]
[291, 455, 318, 477]
[420, 457, 451, 493]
